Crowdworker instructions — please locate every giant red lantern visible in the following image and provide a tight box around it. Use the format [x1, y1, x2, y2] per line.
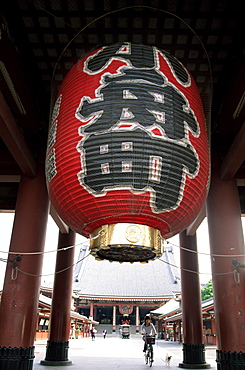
[46, 42, 210, 262]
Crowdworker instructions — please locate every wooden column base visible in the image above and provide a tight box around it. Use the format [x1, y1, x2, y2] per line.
[41, 340, 72, 366]
[216, 350, 245, 370]
[0, 346, 34, 370]
[179, 344, 210, 369]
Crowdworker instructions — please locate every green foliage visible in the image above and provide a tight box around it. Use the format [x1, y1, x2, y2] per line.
[201, 280, 213, 301]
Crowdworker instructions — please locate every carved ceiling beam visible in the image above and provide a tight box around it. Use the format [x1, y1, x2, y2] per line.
[49, 204, 69, 234]
[186, 205, 206, 236]
[220, 122, 245, 181]
[0, 92, 37, 178]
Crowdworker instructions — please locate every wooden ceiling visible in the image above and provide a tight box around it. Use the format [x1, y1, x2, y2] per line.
[0, 0, 244, 215]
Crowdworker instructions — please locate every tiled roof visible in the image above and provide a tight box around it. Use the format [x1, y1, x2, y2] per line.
[73, 245, 181, 299]
[159, 297, 214, 321]
[150, 298, 180, 315]
[39, 293, 98, 324]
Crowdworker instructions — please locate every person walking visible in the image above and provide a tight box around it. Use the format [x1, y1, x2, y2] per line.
[70, 324, 75, 339]
[103, 329, 107, 339]
[90, 326, 96, 340]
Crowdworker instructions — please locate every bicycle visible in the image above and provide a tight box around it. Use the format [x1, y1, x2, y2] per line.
[144, 335, 155, 367]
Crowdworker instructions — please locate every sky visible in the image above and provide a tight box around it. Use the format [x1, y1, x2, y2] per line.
[0, 212, 244, 290]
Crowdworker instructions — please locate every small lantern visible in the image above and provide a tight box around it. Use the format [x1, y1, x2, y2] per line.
[46, 42, 209, 262]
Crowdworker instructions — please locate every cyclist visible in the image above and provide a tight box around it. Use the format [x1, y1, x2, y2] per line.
[141, 315, 157, 352]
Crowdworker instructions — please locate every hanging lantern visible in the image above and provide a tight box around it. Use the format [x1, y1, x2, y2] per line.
[46, 42, 210, 263]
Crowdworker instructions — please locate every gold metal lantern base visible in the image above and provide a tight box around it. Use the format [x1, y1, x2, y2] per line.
[90, 223, 164, 263]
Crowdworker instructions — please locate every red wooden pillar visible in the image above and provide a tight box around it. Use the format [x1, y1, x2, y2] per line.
[112, 305, 116, 332]
[93, 306, 97, 321]
[89, 301, 94, 319]
[179, 230, 210, 368]
[173, 322, 177, 341]
[177, 320, 182, 343]
[0, 164, 49, 369]
[41, 229, 76, 366]
[135, 305, 140, 332]
[163, 322, 166, 340]
[211, 318, 216, 345]
[206, 161, 245, 369]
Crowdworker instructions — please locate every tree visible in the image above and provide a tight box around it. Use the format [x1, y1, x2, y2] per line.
[201, 280, 213, 301]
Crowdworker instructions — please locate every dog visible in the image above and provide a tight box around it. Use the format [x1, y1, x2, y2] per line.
[165, 354, 172, 366]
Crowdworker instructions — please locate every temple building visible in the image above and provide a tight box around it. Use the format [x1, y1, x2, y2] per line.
[72, 244, 181, 332]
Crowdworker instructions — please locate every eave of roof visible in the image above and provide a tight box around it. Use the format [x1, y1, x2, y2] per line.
[39, 294, 94, 323]
[76, 294, 177, 301]
[159, 298, 214, 322]
[150, 298, 180, 315]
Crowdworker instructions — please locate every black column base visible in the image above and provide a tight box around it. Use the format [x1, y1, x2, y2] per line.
[216, 349, 245, 370]
[40, 359, 72, 366]
[179, 343, 211, 369]
[0, 346, 35, 370]
[40, 340, 72, 366]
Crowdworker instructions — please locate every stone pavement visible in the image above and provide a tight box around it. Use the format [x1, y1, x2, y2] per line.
[34, 335, 217, 370]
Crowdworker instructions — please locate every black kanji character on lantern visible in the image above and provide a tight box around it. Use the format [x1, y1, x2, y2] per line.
[76, 68, 198, 140]
[85, 43, 190, 86]
[86, 42, 155, 72]
[77, 128, 199, 212]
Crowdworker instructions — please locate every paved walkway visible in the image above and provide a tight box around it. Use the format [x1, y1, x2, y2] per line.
[34, 335, 217, 369]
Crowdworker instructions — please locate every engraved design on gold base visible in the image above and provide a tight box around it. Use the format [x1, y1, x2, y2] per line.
[125, 225, 142, 243]
[90, 223, 164, 263]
